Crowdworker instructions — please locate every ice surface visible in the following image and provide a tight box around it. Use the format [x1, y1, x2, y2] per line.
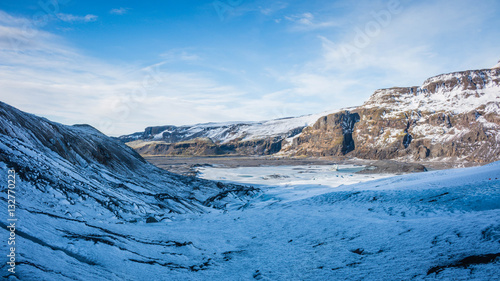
[3, 161, 499, 280]
[198, 164, 393, 203]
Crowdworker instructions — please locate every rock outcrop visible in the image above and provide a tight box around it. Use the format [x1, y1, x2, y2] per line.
[288, 111, 360, 156]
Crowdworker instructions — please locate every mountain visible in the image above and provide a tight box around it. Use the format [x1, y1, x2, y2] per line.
[118, 111, 335, 156]
[0, 95, 498, 280]
[121, 63, 500, 163]
[0, 101, 257, 216]
[286, 66, 500, 163]
[0, 101, 257, 279]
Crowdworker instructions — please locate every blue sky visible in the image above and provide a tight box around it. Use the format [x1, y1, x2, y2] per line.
[1, 0, 499, 135]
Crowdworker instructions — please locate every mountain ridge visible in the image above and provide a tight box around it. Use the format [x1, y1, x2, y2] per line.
[0, 101, 259, 279]
[118, 109, 338, 156]
[120, 63, 500, 163]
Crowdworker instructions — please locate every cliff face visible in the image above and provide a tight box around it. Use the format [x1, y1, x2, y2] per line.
[284, 67, 500, 163]
[289, 111, 360, 156]
[126, 137, 284, 156]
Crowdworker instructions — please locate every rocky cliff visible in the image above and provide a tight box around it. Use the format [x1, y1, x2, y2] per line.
[284, 66, 500, 163]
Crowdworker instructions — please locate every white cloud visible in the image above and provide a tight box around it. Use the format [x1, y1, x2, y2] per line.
[57, 13, 98, 23]
[1, 1, 499, 136]
[0, 10, 31, 26]
[284, 12, 338, 31]
[313, 0, 500, 88]
[110, 8, 130, 15]
[159, 49, 201, 62]
[261, 0, 500, 114]
[259, 2, 288, 15]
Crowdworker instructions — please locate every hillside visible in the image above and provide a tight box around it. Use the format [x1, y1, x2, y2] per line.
[0, 101, 257, 279]
[119, 111, 336, 156]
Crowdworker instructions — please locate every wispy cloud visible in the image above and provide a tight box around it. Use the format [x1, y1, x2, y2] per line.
[313, 0, 500, 87]
[261, 0, 500, 113]
[259, 2, 288, 15]
[1, 0, 499, 136]
[159, 49, 201, 62]
[57, 13, 98, 23]
[284, 12, 338, 31]
[0, 10, 31, 26]
[213, 0, 288, 21]
[110, 8, 130, 15]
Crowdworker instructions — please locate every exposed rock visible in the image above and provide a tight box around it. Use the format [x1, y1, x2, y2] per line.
[126, 137, 284, 156]
[427, 253, 500, 275]
[146, 216, 159, 223]
[0, 101, 259, 219]
[118, 117, 316, 156]
[287, 111, 360, 157]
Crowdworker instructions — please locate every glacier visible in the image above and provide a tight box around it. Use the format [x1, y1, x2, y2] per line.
[0, 101, 499, 280]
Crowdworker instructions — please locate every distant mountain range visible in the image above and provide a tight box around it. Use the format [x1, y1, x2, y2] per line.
[120, 62, 500, 163]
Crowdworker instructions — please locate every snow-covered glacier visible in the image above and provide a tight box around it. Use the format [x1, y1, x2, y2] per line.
[1, 101, 499, 280]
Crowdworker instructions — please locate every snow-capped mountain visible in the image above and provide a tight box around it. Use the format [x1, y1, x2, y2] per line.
[0, 101, 256, 216]
[119, 111, 334, 156]
[2, 100, 499, 279]
[286, 65, 500, 163]
[120, 63, 500, 163]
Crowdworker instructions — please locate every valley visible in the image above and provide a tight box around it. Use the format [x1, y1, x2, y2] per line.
[2, 2, 500, 280]
[142, 155, 461, 178]
[1, 61, 499, 280]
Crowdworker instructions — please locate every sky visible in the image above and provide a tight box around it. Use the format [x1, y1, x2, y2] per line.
[0, 0, 499, 136]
